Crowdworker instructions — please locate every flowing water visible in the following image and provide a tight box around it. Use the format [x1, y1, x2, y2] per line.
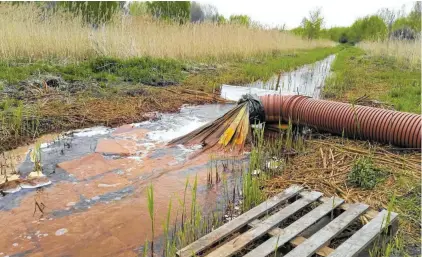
[220, 54, 335, 101]
[0, 55, 335, 256]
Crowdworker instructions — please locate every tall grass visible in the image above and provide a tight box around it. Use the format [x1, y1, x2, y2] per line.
[358, 39, 421, 68]
[0, 3, 334, 62]
[0, 98, 40, 152]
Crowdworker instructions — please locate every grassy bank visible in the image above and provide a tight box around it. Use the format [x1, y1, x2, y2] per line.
[0, 46, 340, 152]
[184, 46, 342, 92]
[323, 46, 421, 114]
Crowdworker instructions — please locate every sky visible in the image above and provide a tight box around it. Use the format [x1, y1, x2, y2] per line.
[202, 0, 415, 29]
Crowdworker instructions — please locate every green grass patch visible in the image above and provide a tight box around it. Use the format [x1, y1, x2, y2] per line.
[323, 46, 421, 113]
[0, 56, 186, 86]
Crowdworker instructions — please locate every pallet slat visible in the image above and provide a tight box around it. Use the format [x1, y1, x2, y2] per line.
[248, 219, 336, 257]
[244, 196, 344, 257]
[327, 210, 399, 257]
[207, 191, 322, 257]
[284, 203, 369, 257]
[176, 185, 303, 257]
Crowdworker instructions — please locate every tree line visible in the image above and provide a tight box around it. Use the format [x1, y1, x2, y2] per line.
[293, 2, 421, 43]
[9, 1, 255, 27]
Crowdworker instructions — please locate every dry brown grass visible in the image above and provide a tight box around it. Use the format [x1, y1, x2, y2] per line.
[0, 3, 334, 62]
[358, 39, 421, 67]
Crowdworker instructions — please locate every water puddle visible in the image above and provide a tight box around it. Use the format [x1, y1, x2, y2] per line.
[221, 54, 335, 101]
[0, 56, 335, 256]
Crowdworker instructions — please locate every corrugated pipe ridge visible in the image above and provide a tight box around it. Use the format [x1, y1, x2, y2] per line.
[260, 95, 421, 148]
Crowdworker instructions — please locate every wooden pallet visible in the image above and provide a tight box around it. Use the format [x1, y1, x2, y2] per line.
[177, 185, 398, 257]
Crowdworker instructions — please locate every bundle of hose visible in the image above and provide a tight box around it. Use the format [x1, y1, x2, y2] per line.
[168, 103, 250, 153]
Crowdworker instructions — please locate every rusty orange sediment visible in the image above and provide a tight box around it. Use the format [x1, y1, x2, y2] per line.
[0, 121, 246, 256]
[260, 95, 421, 148]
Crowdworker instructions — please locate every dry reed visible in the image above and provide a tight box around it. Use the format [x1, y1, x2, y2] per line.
[0, 3, 334, 62]
[264, 137, 421, 243]
[358, 39, 421, 67]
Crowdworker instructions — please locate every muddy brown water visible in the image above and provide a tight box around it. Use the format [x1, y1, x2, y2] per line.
[0, 55, 335, 256]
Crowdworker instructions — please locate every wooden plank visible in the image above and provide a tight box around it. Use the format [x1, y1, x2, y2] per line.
[176, 185, 303, 257]
[284, 203, 369, 257]
[248, 219, 335, 257]
[206, 191, 322, 257]
[327, 210, 399, 257]
[244, 196, 344, 257]
[310, 194, 378, 219]
[290, 236, 334, 256]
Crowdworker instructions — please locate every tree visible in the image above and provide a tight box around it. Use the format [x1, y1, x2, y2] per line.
[216, 14, 227, 25]
[202, 4, 218, 22]
[59, 1, 119, 25]
[406, 1, 421, 32]
[390, 2, 421, 38]
[190, 2, 219, 23]
[146, 1, 190, 24]
[190, 1, 204, 22]
[348, 15, 388, 42]
[229, 15, 251, 26]
[301, 8, 324, 39]
[322, 27, 350, 43]
[378, 8, 399, 35]
[129, 2, 148, 16]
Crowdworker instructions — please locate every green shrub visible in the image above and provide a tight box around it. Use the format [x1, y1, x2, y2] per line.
[347, 157, 386, 189]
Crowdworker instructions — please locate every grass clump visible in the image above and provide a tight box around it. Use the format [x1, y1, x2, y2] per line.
[90, 57, 185, 86]
[347, 157, 386, 190]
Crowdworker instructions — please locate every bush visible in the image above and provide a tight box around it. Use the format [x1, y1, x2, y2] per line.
[349, 15, 388, 42]
[229, 15, 251, 26]
[59, 1, 119, 25]
[146, 1, 190, 24]
[347, 157, 386, 189]
[391, 27, 416, 40]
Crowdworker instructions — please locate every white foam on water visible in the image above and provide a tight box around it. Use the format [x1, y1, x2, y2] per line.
[146, 117, 207, 143]
[20, 180, 52, 189]
[127, 156, 143, 162]
[220, 84, 282, 101]
[3, 186, 21, 194]
[40, 142, 54, 149]
[55, 228, 68, 236]
[98, 183, 121, 188]
[72, 126, 112, 137]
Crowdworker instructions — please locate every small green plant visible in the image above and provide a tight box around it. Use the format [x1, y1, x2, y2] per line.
[30, 140, 42, 175]
[347, 157, 386, 189]
[142, 239, 149, 257]
[147, 183, 154, 257]
[163, 198, 172, 256]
